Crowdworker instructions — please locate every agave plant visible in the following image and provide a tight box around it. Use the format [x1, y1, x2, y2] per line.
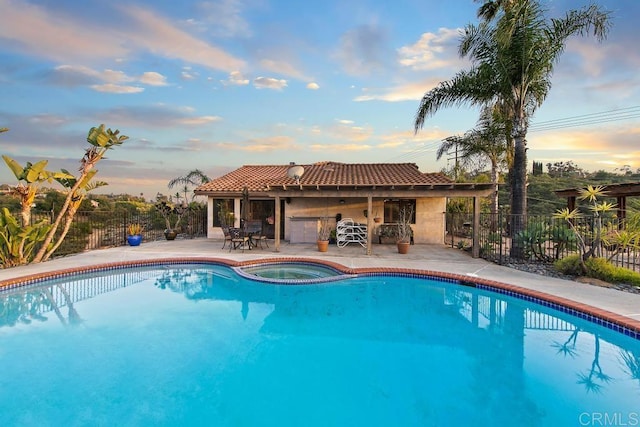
[553, 185, 616, 267]
[127, 223, 143, 236]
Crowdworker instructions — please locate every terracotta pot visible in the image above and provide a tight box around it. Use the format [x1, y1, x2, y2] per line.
[397, 241, 410, 254]
[317, 240, 329, 252]
[374, 217, 382, 223]
[164, 229, 178, 240]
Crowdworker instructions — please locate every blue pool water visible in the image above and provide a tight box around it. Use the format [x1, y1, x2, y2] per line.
[1, 264, 639, 426]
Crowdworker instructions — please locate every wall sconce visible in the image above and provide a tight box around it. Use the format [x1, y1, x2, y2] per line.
[339, 199, 345, 204]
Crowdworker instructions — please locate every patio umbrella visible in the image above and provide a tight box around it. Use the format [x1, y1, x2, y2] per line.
[241, 186, 250, 229]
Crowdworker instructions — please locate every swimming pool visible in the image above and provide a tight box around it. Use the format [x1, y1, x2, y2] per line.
[1, 260, 639, 426]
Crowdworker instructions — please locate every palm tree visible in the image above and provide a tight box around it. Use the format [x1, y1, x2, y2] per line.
[438, 106, 510, 214]
[414, 0, 611, 256]
[168, 169, 210, 205]
[475, 0, 517, 22]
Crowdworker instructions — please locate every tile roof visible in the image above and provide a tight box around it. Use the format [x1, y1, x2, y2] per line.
[195, 162, 454, 194]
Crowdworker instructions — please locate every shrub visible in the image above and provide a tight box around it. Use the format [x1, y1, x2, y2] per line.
[555, 255, 640, 287]
[585, 257, 640, 287]
[554, 254, 584, 276]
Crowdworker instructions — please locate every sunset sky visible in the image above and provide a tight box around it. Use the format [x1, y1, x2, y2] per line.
[1, 0, 638, 200]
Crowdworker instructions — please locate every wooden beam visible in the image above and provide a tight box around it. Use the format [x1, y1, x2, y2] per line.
[266, 188, 494, 198]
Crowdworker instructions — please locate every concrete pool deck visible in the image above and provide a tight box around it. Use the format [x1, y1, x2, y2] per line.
[1, 238, 640, 327]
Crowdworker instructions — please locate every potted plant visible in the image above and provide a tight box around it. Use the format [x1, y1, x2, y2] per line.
[127, 223, 143, 246]
[396, 206, 414, 254]
[317, 217, 331, 252]
[373, 209, 382, 223]
[155, 200, 188, 240]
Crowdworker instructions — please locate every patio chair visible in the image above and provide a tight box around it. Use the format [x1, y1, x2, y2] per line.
[244, 220, 269, 249]
[221, 225, 233, 249]
[229, 227, 249, 252]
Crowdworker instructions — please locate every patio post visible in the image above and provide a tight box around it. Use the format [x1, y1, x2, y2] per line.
[233, 198, 241, 228]
[367, 195, 373, 255]
[274, 195, 281, 252]
[472, 196, 481, 258]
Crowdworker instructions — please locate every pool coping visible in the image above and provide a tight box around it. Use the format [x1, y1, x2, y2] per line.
[2, 256, 639, 340]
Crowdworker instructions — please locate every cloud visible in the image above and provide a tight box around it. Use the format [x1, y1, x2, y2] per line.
[139, 71, 168, 86]
[254, 77, 287, 90]
[46, 65, 104, 87]
[0, 0, 130, 63]
[91, 84, 144, 94]
[335, 24, 393, 75]
[177, 116, 222, 125]
[328, 121, 374, 142]
[398, 28, 467, 71]
[123, 6, 246, 72]
[222, 71, 250, 86]
[28, 114, 67, 126]
[353, 78, 445, 102]
[307, 82, 320, 90]
[95, 105, 223, 128]
[0, 0, 245, 72]
[528, 123, 640, 172]
[0, 112, 86, 155]
[195, 0, 252, 38]
[563, 39, 609, 78]
[376, 129, 450, 152]
[216, 135, 298, 152]
[259, 58, 307, 80]
[46, 65, 167, 92]
[310, 143, 372, 152]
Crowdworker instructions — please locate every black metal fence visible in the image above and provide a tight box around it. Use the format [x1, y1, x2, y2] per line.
[446, 211, 640, 272]
[29, 208, 208, 258]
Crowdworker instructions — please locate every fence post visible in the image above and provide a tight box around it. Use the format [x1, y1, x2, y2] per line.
[498, 210, 503, 264]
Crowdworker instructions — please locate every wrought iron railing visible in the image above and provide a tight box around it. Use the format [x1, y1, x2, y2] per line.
[26, 208, 208, 258]
[446, 211, 640, 272]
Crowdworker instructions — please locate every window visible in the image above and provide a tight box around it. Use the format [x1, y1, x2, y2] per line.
[213, 199, 234, 227]
[383, 199, 416, 224]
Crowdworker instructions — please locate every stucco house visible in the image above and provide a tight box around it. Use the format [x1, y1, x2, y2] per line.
[194, 161, 493, 256]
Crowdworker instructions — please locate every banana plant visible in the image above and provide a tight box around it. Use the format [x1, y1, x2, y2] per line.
[0, 208, 52, 267]
[82, 124, 128, 173]
[41, 170, 108, 260]
[32, 125, 127, 264]
[1, 156, 73, 226]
